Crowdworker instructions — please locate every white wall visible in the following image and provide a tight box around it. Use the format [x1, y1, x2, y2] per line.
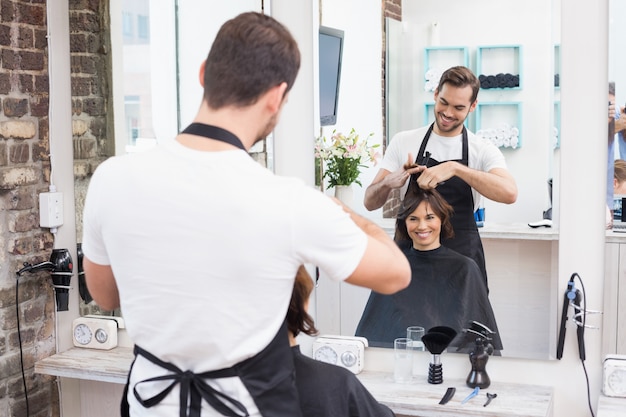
[315, 0, 383, 215]
[177, 0, 262, 128]
[609, 0, 626, 161]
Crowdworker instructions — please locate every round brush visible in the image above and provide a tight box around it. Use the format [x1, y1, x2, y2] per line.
[422, 326, 458, 384]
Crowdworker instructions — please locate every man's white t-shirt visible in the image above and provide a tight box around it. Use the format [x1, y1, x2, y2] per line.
[381, 125, 507, 210]
[82, 139, 368, 416]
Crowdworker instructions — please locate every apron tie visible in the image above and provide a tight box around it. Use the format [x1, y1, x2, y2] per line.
[132, 345, 249, 417]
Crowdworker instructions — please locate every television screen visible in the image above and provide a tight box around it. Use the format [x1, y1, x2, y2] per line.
[319, 26, 344, 126]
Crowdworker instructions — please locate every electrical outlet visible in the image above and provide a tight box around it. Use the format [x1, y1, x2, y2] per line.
[39, 192, 64, 228]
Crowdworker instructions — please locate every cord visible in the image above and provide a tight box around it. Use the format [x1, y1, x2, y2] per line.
[15, 273, 31, 417]
[569, 272, 595, 417]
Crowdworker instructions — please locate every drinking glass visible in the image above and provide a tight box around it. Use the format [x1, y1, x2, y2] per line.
[406, 326, 425, 351]
[393, 337, 413, 383]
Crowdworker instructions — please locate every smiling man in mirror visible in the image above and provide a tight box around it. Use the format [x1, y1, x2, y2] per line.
[364, 66, 518, 288]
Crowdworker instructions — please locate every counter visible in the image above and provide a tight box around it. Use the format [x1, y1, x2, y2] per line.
[597, 394, 626, 417]
[357, 371, 553, 417]
[374, 218, 560, 241]
[36, 348, 554, 417]
[35, 346, 131, 384]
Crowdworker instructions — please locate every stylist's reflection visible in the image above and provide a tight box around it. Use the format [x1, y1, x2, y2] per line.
[355, 188, 503, 351]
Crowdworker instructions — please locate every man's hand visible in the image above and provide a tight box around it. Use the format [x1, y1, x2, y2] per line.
[388, 154, 424, 189]
[363, 153, 424, 211]
[416, 161, 456, 189]
[616, 107, 626, 134]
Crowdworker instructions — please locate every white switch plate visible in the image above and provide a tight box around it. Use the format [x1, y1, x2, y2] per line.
[39, 192, 64, 228]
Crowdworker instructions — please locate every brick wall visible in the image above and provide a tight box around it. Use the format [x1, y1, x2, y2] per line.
[70, 0, 112, 243]
[0, 1, 61, 416]
[382, 0, 402, 218]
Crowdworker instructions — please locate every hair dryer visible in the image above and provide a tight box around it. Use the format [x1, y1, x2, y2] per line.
[76, 243, 93, 304]
[17, 248, 73, 311]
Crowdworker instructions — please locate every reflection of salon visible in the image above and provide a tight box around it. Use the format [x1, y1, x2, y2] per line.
[10, 1, 625, 417]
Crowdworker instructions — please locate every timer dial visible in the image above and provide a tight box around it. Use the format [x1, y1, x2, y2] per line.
[607, 368, 626, 396]
[314, 345, 338, 365]
[95, 328, 109, 344]
[341, 350, 357, 368]
[73, 323, 92, 345]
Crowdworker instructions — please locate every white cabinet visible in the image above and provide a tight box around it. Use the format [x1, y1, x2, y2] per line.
[603, 237, 626, 356]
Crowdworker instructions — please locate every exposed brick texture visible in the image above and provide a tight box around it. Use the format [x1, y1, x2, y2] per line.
[0, 1, 61, 416]
[381, 0, 401, 217]
[70, 0, 113, 246]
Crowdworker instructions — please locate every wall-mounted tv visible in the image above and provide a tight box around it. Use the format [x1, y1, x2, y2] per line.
[319, 26, 344, 126]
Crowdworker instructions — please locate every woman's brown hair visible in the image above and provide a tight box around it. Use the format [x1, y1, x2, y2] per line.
[287, 266, 319, 338]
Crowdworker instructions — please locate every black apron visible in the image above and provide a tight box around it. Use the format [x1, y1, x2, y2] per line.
[120, 123, 302, 417]
[121, 321, 301, 417]
[406, 123, 488, 290]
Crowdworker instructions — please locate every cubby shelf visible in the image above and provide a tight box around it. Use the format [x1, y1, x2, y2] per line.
[476, 45, 522, 90]
[554, 44, 561, 90]
[423, 46, 469, 92]
[553, 101, 560, 149]
[475, 101, 522, 148]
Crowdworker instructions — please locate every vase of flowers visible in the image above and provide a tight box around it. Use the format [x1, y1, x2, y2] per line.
[314, 129, 380, 204]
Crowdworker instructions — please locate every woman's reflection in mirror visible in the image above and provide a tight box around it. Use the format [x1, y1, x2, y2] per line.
[355, 187, 503, 352]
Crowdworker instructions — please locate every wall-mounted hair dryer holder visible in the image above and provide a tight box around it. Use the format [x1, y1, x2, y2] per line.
[17, 248, 73, 311]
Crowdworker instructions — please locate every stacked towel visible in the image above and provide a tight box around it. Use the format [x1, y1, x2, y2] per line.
[478, 73, 520, 89]
[476, 123, 520, 148]
[552, 126, 559, 149]
[424, 67, 443, 92]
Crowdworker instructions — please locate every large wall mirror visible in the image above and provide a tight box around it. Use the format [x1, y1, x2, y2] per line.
[609, 0, 626, 185]
[73, 0, 563, 361]
[316, 0, 562, 361]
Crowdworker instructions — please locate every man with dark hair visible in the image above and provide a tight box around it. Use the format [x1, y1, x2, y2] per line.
[364, 66, 517, 289]
[82, 12, 410, 417]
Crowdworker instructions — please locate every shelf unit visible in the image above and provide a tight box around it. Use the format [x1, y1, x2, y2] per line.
[554, 44, 561, 89]
[423, 46, 469, 92]
[476, 45, 522, 90]
[475, 101, 522, 148]
[553, 101, 560, 149]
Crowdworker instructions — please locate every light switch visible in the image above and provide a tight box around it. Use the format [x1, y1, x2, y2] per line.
[39, 192, 64, 228]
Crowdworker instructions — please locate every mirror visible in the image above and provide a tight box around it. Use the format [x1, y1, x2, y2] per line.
[315, 0, 561, 360]
[72, 0, 561, 360]
[609, 0, 626, 207]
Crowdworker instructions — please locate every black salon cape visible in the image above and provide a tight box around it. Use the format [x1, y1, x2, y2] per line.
[355, 245, 503, 351]
[292, 346, 395, 417]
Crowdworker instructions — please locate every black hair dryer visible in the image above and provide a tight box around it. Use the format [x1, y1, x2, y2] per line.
[17, 248, 73, 311]
[76, 243, 93, 304]
[50, 249, 73, 311]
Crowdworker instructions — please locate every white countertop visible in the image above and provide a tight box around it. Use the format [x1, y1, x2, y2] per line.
[357, 371, 553, 417]
[35, 346, 132, 384]
[373, 217, 560, 241]
[35, 348, 554, 416]
[597, 394, 626, 417]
